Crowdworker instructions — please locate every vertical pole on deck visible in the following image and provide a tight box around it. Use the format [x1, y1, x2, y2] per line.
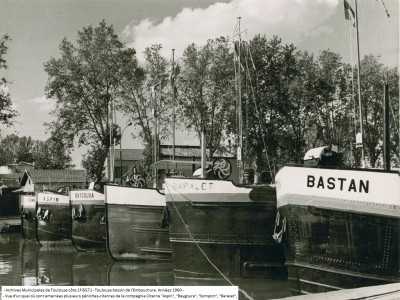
[172, 49, 176, 161]
[355, 0, 366, 168]
[201, 130, 206, 178]
[383, 81, 390, 171]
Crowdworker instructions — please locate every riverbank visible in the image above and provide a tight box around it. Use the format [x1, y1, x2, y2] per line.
[0, 217, 21, 233]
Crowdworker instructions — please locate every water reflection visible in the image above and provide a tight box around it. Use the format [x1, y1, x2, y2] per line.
[1, 233, 291, 299]
[38, 242, 75, 285]
[21, 241, 40, 285]
[108, 261, 175, 286]
[0, 233, 23, 285]
[73, 252, 110, 286]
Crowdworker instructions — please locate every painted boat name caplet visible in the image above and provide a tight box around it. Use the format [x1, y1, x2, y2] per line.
[170, 181, 214, 191]
[307, 175, 369, 193]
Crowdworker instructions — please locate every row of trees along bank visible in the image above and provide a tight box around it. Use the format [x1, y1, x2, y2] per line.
[1, 21, 399, 180]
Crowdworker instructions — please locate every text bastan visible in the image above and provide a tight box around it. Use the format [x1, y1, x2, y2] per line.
[307, 175, 369, 193]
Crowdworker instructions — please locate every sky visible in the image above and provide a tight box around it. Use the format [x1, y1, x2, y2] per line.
[0, 0, 398, 168]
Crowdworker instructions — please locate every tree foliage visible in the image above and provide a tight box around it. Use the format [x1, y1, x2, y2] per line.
[177, 37, 235, 158]
[357, 55, 399, 167]
[0, 34, 18, 130]
[44, 20, 142, 180]
[227, 35, 399, 172]
[0, 134, 73, 169]
[43, 21, 400, 177]
[32, 137, 74, 169]
[232, 35, 300, 177]
[119, 44, 170, 169]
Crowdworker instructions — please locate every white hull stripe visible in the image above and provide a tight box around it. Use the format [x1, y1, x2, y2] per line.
[276, 166, 400, 207]
[277, 193, 400, 218]
[105, 185, 165, 206]
[70, 199, 104, 205]
[37, 193, 69, 205]
[165, 193, 252, 203]
[70, 190, 104, 201]
[21, 196, 36, 208]
[164, 178, 252, 195]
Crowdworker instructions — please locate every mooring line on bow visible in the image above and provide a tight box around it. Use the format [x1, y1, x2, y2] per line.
[165, 182, 255, 300]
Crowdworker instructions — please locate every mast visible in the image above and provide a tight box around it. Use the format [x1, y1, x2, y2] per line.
[152, 85, 158, 188]
[108, 96, 115, 182]
[171, 49, 176, 161]
[201, 130, 206, 178]
[355, 0, 366, 168]
[237, 17, 244, 184]
[383, 80, 390, 171]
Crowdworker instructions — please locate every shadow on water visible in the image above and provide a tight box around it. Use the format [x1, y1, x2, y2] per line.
[73, 252, 111, 286]
[108, 261, 175, 286]
[2, 233, 291, 299]
[0, 233, 24, 285]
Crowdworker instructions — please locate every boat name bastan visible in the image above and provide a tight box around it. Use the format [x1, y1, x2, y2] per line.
[307, 175, 369, 193]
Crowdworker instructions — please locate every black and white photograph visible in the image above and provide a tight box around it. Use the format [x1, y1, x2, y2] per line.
[0, 0, 399, 299]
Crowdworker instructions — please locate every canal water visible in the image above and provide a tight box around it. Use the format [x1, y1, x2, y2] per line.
[0, 233, 292, 300]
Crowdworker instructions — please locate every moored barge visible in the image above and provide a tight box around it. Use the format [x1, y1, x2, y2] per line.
[275, 146, 400, 294]
[20, 194, 37, 241]
[36, 191, 71, 245]
[105, 184, 171, 261]
[70, 183, 106, 251]
[164, 177, 286, 279]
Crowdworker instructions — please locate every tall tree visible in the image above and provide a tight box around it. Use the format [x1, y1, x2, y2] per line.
[242, 35, 299, 176]
[44, 21, 142, 180]
[177, 37, 235, 158]
[32, 138, 73, 169]
[118, 44, 169, 170]
[0, 134, 72, 169]
[312, 51, 352, 153]
[0, 134, 20, 165]
[386, 66, 399, 166]
[286, 51, 318, 163]
[0, 34, 18, 130]
[357, 55, 399, 167]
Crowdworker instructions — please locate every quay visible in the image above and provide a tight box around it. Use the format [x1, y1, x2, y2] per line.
[0, 217, 21, 233]
[278, 283, 400, 299]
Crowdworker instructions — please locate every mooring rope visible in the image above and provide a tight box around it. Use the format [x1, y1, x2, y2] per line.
[165, 182, 255, 300]
[164, 180, 262, 244]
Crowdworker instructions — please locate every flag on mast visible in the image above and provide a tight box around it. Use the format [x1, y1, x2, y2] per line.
[344, 0, 356, 27]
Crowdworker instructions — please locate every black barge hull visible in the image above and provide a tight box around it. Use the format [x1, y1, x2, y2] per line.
[20, 195, 37, 241]
[36, 192, 71, 244]
[165, 178, 286, 280]
[70, 190, 106, 251]
[105, 185, 171, 261]
[275, 166, 400, 295]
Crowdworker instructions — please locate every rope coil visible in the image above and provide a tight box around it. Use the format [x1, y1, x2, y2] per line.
[272, 211, 286, 243]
